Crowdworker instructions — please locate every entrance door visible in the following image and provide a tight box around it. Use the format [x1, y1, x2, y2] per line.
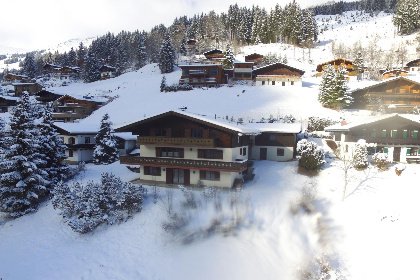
[260, 148, 267, 160]
[166, 168, 190, 185]
[393, 147, 401, 162]
[173, 169, 184, 184]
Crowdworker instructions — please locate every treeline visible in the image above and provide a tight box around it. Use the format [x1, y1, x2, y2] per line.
[312, 0, 398, 15]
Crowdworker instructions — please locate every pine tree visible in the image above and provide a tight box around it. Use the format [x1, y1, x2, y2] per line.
[160, 76, 167, 92]
[353, 139, 369, 169]
[353, 51, 365, 80]
[223, 44, 235, 69]
[159, 34, 176, 74]
[93, 113, 119, 164]
[77, 42, 86, 67]
[318, 65, 353, 109]
[393, 0, 420, 35]
[0, 92, 49, 217]
[23, 53, 38, 79]
[136, 33, 148, 69]
[84, 49, 101, 83]
[68, 47, 77, 67]
[38, 105, 69, 188]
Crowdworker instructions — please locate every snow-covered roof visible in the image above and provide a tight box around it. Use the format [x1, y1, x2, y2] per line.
[253, 62, 305, 76]
[114, 132, 137, 141]
[53, 122, 99, 134]
[351, 76, 420, 94]
[178, 64, 223, 67]
[56, 94, 105, 103]
[325, 114, 420, 132]
[0, 96, 19, 101]
[116, 110, 301, 135]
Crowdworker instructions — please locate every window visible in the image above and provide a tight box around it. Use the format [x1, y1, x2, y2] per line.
[156, 128, 167, 136]
[372, 129, 377, 138]
[159, 147, 183, 158]
[277, 148, 285, 156]
[209, 68, 218, 75]
[85, 137, 90, 144]
[68, 150, 73, 157]
[182, 69, 190, 76]
[243, 147, 247, 156]
[269, 134, 276, 141]
[198, 149, 223, 159]
[144, 166, 161, 176]
[191, 128, 203, 138]
[272, 81, 275, 85]
[282, 82, 285, 86]
[382, 130, 387, 138]
[200, 170, 220, 181]
[262, 81, 265, 85]
[68, 137, 75, 144]
[291, 81, 294, 85]
[403, 130, 408, 139]
[392, 130, 397, 138]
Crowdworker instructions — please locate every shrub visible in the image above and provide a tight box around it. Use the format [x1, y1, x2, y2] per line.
[52, 173, 146, 234]
[297, 139, 326, 170]
[307, 117, 338, 132]
[353, 140, 368, 169]
[372, 153, 391, 170]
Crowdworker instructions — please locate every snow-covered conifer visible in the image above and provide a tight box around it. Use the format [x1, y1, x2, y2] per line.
[38, 105, 69, 188]
[160, 76, 167, 92]
[296, 139, 326, 170]
[353, 139, 369, 169]
[93, 113, 119, 164]
[159, 34, 176, 74]
[0, 92, 48, 217]
[223, 44, 235, 69]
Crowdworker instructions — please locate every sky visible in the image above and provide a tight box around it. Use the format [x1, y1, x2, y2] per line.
[1, 0, 338, 54]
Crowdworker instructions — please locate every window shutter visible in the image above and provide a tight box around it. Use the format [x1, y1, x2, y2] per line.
[403, 130, 408, 139]
[407, 148, 411, 155]
[185, 128, 191, 137]
[197, 149, 204, 158]
[156, 147, 161, 157]
[179, 148, 184, 158]
[240, 148, 242, 155]
[216, 150, 223, 159]
[384, 148, 388, 153]
[382, 130, 386, 137]
[200, 170, 205, 179]
[414, 130, 418, 139]
[215, 172, 220, 180]
[392, 130, 397, 138]
[372, 129, 377, 137]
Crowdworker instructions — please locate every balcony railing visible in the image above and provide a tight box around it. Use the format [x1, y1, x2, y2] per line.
[179, 78, 217, 84]
[138, 136, 215, 147]
[120, 156, 248, 172]
[346, 135, 420, 145]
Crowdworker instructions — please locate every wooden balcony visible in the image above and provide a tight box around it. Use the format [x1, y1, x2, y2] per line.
[137, 136, 215, 147]
[120, 156, 248, 172]
[346, 135, 420, 145]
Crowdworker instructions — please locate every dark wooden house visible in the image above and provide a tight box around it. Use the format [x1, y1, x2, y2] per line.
[245, 53, 264, 64]
[100, 65, 117, 80]
[253, 63, 305, 87]
[4, 73, 32, 83]
[316, 58, 355, 77]
[0, 96, 19, 112]
[203, 49, 224, 60]
[116, 110, 250, 188]
[233, 62, 254, 80]
[35, 90, 64, 104]
[326, 114, 420, 162]
[350, 77, 420, 112]
[179, 64, 226, 87]
[12, 82, 43, 96]
[53, 94, 104, 122]
[381, 69, 407, 80]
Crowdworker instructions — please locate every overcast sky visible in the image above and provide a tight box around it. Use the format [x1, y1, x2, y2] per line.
[1, 0, 334, 53]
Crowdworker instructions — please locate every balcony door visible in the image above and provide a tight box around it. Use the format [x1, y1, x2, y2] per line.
[166, 168, 190, 185]
[260, 148, 267, 160]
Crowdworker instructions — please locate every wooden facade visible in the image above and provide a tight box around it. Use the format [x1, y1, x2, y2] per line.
[326, 115, 420, 162]
[0, 96, 18, 112]
[233, 62, 254, 80]
[253, 63, 305, 86]
[13, 83, 43, 96]
[53, 95, 104, 122]
[203, 49, 224, 60]
[4, 73, 31, 83]
[245, 53, 264, 64]
[350, 77, 420, 112]
[100, 65, 117, 80]
[381, 69, 407, 80]
[316, 58, 355, 76]
[35, 90, 64, 104]
[179, 64, 226, 87]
